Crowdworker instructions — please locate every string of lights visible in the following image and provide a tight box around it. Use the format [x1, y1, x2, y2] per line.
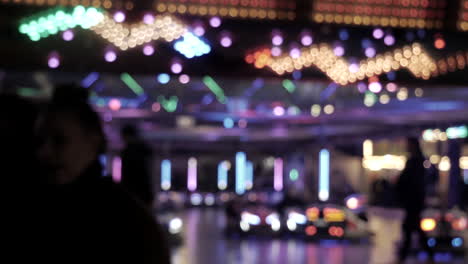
[154, 0, 296, 20]
[0, 0, 124, 9]
[246, 43, 437, 85]
[19, 6, 104, 41]
[312, 0, 447, 29]
[18, 6, 212, 56]
[90, 13, 187, 51]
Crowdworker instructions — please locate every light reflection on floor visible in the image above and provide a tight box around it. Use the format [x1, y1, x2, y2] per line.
[171, 209, 466, 264]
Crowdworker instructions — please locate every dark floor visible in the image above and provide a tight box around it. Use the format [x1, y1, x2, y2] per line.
[171, 209, 467, 264]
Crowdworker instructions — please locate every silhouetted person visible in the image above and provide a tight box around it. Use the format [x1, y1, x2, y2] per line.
[396, 138, 433, 263]
[120, 124, 154, 207]
[36, 85, 170, 263]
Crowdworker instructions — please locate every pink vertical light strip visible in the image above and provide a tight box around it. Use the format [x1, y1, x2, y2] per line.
[187, 157, 197, 192]
[112, 156, 122, 183]
[274, 158, 283, 191]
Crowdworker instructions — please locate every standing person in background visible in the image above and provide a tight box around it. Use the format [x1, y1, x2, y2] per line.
[37, 85, 170, 263]
[396, 138, 434, 263]
[120, 124, 154, 208]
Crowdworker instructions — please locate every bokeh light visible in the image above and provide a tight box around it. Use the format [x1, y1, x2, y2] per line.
[311, 104, 321, 117]
[179, 74, 190, 84]
[48, 53, 60, 69]
[104, 50, 117, 62]
[62, 30, 74, 41]
[365, 47, 376, 58]
[271, 47, 282, 57]
[434, 37, 446, 49]
[209, 17, 221, 28]
[143, 13, 155, 24]
[379, 94, 390, 104]
[157, 73, 171, 84]
[171, 62, 183, 74]
[113, 11, 125, 23]
[143, 44, 155, 56]
[273, 106, 285, 116]
[193, 25, 205, 36]
[109, 99, 121, 111]
[415, 88, 424, 97]
[386, 83, 398, 92]
[301, 34, 313, 46]
[324, 104, 335, 115]
[272, 33, 283, 46]
[220, 36, 232, 48]
[238, 119, 248, 129]
[369, 82, 382, 93]
[223, 117, 234, 129]
[373, 28, 384, 39]
[384, 35, 395, 46]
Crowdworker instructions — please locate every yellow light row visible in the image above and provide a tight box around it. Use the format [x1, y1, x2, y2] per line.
[0, 0, 120, 9]
[90, 14, 186, 51]
[248, 43, 437, 85]
[155, 3, 295, 20]
[363, 155, 407, 171]
[312, 13, 443, 29]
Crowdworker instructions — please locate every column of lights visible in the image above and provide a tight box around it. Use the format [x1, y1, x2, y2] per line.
[312, 0, 447, 29]
[1, 0, 118, 9]
[154, 0, 296, 20]
[458, 0, 468, 31]
[246, 43, 437, 85]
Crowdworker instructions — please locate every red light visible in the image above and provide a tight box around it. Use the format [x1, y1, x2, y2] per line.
[452, 218, 467, 231]
[434, 38, 446, 50]
[305, 226, 317, 236]
[328, 226, 345, 237]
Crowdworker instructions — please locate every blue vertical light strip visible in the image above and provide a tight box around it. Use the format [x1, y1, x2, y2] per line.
[161, 159, 171, 191]
[245, 161, 254, 190]
[236, 152, 247, 195]
[218, 161, 228, 190]
[319, 149, 330, 202]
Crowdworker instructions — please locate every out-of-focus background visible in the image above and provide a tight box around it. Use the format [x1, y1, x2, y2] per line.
[1, 0, 468, 263]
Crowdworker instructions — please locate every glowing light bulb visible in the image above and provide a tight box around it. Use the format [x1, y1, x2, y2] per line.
[171, 62, 183, 74]
[179, 74, 190, 84]
[271, 47, 282, 57]
[62, 30, 74, 41]
[365, 47, 376, 58]
[333, 45, 345, 57]
[273, 106, 285, 116]
[193, 26, 205, 36]
[369, 82, 382, 93]
[104, 50, 117, 62]
[143, 13, 155, 24]
[301, 35, 313, 46]
[290, 48, 301, 59]
[48, 53, 60, 69]
[209, 17, 221, 28]
[384, 35, 395, 46]
[272, 35, 283, 46]
[113, 11, 125, 23]
[143, 44, 155, 56]
[220, 36, 232, 47]
[373, 28, 384, 39]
